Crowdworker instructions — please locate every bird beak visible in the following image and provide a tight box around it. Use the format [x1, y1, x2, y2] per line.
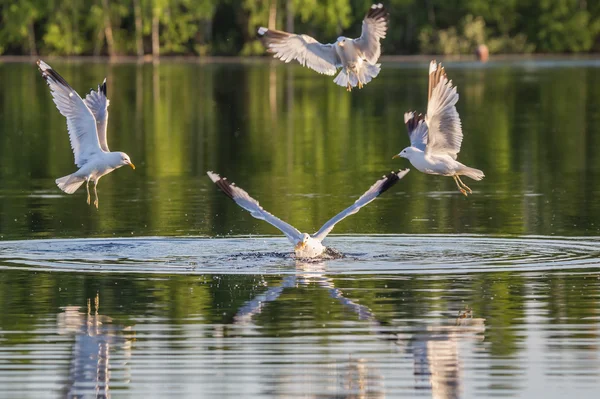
[295, 242, 306, 251]
[129, 162, 136, 170]
[392, 154, 401, 159]
[338, 42, 343, 47]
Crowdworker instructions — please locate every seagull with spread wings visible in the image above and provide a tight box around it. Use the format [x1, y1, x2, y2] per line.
[393, 61, 484, 196]
[258, 3, 388, 91]
[37, 60, 135, 208]
[208, 169, 409, 258]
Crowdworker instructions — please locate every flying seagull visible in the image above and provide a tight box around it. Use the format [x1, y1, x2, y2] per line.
[37, 60, 135, 208]
[208, 169, 409, 258]
[393, 61, 484, 196]
[258, 3, 388, 91]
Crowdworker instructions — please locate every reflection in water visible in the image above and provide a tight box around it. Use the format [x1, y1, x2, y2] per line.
[234, 261, 376, 325]
[233, 261, 485, 398]
[0, 61, 599, 398]
[2, 61, 600, 239]
[233, 261, 386, 398]
[0, 267, 598, 398]
[57, 294, 132, 398]
[399, 317, 486, 399]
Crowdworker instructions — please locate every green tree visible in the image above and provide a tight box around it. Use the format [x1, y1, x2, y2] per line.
[535, 0, 600, 52]
[0, 0, 46, 55]
[43, 0, 89, 55]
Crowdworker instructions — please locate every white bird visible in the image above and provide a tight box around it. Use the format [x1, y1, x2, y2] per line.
[257, 3, 388, 91]
[393, 61, 484, 196]
[37, 60, 135, 208]
[208, 169, 409, 258]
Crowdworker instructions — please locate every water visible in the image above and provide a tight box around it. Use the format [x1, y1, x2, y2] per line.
[0, 59, 600, 398]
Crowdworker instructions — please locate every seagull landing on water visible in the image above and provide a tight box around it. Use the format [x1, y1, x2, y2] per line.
[37, 60, 135, 208]
[208, 169, 409, 259]
[258, 3, 388, 91]
[393, 61, 484, 196]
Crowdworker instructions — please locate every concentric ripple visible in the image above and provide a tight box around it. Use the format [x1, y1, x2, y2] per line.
[0, 235, 599, 274]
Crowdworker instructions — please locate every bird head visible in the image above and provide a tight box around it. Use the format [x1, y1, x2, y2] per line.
[336, 37, 347, 47]
[392, 147, 416, 160]
[295, 233, 311, 251]
[118, 152, 135, 169]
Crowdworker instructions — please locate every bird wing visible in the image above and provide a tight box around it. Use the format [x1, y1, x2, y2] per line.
[258, 27, 341, 76]
[353, 4, 388, 64]
[208, 172, 303, 245]
[312, 169, 410, 241]
[404, 111, 428, 151]
[425, 61, 463, 159]
[83, 78, 110, 152]
[37, 60, 103, 167]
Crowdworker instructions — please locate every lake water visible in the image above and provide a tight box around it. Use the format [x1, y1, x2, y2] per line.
[0, 59, 600, 398]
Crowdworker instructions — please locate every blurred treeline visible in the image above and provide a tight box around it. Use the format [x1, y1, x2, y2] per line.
[2, 0, 600, 57]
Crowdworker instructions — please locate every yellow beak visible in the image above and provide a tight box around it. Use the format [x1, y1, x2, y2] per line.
[392, 154, 401, 159]
[129, 162, 136, 170]
[295, 242, 306, 251]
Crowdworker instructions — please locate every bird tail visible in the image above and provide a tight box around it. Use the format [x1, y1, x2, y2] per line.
[334, 63, 381, 89]
[56, 174, 85, 194]
[333, 70, 350, 88]
[357, 63, 381, 86]
[459, 167, 485, 181]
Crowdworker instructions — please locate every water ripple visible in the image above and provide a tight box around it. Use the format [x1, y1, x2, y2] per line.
[0, 235, 599, 274]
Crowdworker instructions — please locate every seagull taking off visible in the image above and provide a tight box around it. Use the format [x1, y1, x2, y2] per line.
[208, 169, 409, 258]
[258, 3, 388, 91]
[393, 61, 484, 196]
[37, 60, 135, 208]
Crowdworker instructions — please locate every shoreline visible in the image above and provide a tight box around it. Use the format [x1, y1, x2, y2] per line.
[3, 53, 600, 65]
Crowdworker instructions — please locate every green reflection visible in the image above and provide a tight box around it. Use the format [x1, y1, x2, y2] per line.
[2, 61, 600, 239]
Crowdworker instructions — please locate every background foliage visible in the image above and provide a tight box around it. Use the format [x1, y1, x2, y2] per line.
[1, 0, 600, 56]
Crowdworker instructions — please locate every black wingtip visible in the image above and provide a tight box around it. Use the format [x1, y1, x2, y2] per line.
[405, 111, 425, 134]
[208, 172, 236, 201]
[257, 28, 292, 52]
[377, 172, 400, 195]
[100, 78, 107, 96]
[366, 4, 388, 21]
[377, 169, 409, 196]
[37, 62, 72, 90]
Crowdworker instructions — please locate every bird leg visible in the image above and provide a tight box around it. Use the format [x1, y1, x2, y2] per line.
[456, 175, 473, 194]
[93, 181, 99, 209]
[357, 75, 363, 89]
[86, 179, 91, 205]
[453, 175, 468, 197]
[346, 69, 352, 92]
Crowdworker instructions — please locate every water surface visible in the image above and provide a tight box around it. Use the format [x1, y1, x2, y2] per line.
[0, 59, 599, 398]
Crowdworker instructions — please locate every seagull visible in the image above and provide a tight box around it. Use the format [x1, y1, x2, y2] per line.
[207, 169, 409, 258]
[258, 3, 388, 91]
[393, 61, 484, 196]
[37, 60, 135, 208]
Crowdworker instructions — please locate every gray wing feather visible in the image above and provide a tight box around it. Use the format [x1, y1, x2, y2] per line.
[404, 112, 428, 151]
[425, 61, 463, 159]
[258, 27, 341, 75]
[37, 60, 102, 168]
[353, 4, 388, 64]
[208, 172, 303, 244]
[83, 79, 110, 152]
[312, 169, 410, 241]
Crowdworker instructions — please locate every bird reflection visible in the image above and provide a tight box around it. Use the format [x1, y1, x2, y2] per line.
[396, 311, 485, 399]
[233, 260, 376, 325]
[232, 262, 485, 399]
[233, 261, 384, 398]
[57, 293, 133, 399]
